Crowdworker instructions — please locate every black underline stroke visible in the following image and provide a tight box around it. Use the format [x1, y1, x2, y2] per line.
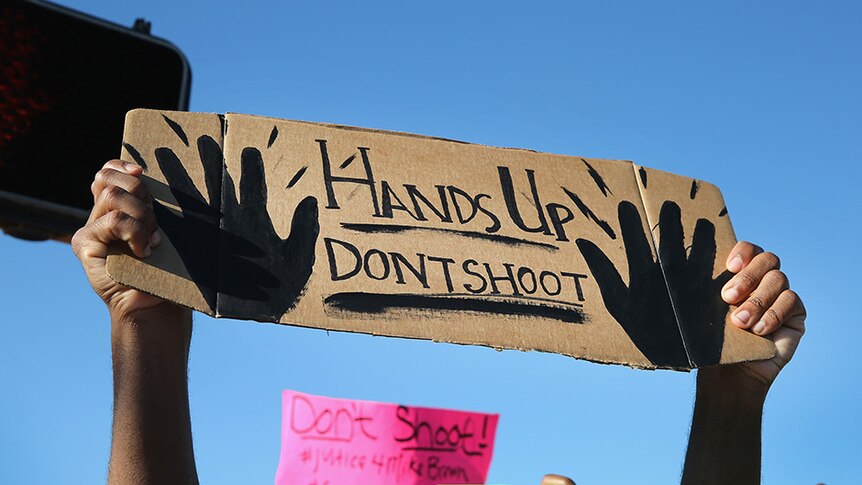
[324, 292, 586, 323]
[340, 223, 559, 251]
[400, 446, 458, 453]
[422, 292, 583, 308]
[300, 436, 352, 442]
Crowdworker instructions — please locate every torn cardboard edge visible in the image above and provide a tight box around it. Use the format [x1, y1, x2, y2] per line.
[107, 109, 776, 371]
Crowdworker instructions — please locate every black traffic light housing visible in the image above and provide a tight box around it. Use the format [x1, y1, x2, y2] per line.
[0, 0, 191, 241]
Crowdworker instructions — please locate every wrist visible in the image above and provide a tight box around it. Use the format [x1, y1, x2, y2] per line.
[696, 365, 769, 408]
[110, 304, 193, 354]
[110, 304, 192, 402]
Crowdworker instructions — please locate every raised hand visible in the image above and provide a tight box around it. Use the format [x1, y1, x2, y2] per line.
[147, 132, 319, 321]
[718, 241, 806, 387]
[72, 160, 198, 484]
[72, 159, 177, 320]
[575, 200, 729, 368]
[682, 243, 805, 485]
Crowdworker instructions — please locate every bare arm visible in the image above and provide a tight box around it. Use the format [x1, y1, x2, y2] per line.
[72, 160, 199, 484]
[682, 365, 768, 483]
[108, 305, 197, 484]
[682, 242, 806, 484]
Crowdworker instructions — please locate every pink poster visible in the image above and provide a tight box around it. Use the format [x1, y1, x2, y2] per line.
[275, 390, 499, 485]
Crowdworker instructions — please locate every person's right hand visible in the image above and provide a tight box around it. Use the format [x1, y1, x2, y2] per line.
[71, 160, 177, 320]
[74, 162, 197, 485]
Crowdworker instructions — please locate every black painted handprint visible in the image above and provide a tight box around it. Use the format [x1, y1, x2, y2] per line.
[217, 147, 319, 321]
[141, 128, 319, 321]
[655, 201, 731, 367]
[575, 201, 729, 368]
[149, 135, 223, 311]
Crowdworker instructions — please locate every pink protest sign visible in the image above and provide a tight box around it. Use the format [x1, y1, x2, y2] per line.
[275, 390, 499, 485]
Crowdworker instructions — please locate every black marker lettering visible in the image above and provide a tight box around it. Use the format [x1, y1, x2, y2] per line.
[448, 185, 479, 224]
[462, 260, 488, 294]
[428, 256, 456, 293]
[390, 252, 430, 288]
[317, 139, 380, 216]
[405, 184, 452, 223]
[363, 249, 390, 280]
[561, 271, 588, 302]
[546, 202, 575, 241]
[540, 270, 561, 296]
[381, 181, 420, 220]
[517, 266, 538, 295]
[497, 166, 552, 235]
[475, 193, 501, 233]
[324, 237, 362, 281]
[483, 262, 521, 296]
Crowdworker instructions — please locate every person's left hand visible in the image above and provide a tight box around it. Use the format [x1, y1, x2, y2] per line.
[711, 241, 807, 390]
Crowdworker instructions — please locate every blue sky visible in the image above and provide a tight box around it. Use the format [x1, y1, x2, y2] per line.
[1, 1, 860, 483]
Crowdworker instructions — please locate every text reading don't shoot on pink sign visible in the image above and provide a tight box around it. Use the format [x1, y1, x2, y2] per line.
[276, 390, 499, 485]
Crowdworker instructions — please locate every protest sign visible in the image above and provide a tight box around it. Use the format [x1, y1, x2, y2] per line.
[275, 390, 498, 485]
[106, 109, 775, 369]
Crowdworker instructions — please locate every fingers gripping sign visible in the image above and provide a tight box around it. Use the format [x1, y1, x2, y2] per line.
[72, 160, 166, 315]
[722, 241, 806, 385]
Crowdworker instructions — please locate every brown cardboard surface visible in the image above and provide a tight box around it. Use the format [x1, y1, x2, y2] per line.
[110, 110, 224, 315]
[106, 109, 775, 370]
[634, 166, 774, 366]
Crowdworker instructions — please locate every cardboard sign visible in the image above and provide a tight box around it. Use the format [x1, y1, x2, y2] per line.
[106, 109, 775, 369]
[275, 390, 498, 485]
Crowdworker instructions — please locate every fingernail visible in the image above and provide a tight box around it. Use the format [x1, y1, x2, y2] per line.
[723, 286, 739, 302]
[123, 162, 136, 171]
[728, 254, 744, 272]
[143, 246, 152, 257]
[150, 230, 162, 247]
[753, 320, 766, 335]
[733, 309, 750, 326]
